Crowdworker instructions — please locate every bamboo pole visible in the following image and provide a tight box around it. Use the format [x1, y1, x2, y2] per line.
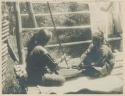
[13, 2, 24, 64]
[47, 2, 69, 68]
[21, 11, 90, 17]
[23, 37, 121, 50]
[26, 2, 38, 27]
[22, 25, 91, 31]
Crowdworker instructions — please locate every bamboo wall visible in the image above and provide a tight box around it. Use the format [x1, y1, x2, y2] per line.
[2, 14, 10, 86]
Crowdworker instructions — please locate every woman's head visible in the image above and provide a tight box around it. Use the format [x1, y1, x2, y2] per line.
[92, 31, 104, 47]
[34, 29, 52, 46]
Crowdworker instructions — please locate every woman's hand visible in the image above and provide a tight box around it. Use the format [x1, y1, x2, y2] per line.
[14, 65, 28, 80]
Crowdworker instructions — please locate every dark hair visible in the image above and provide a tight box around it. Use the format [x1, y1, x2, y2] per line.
[27, 29, 52, 53]
[92, 31, 104, 42]
[34, 29, 52, 45]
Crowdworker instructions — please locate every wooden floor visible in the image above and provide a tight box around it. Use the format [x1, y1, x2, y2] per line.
[27, 52, 123, 94]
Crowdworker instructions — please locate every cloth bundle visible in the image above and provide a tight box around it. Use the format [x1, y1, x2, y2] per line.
[42, 73, 65, 86]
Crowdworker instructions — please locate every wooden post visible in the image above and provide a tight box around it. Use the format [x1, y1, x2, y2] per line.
[13, 2, 25, 64]
[26, 2, 38, 27]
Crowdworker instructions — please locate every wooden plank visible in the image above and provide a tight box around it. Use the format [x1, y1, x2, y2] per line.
[2, 77, 6, 83]
[2, 19, 7, 24]
[2, 57, 7, 64]
[2, 49, 8, 57]
[2, 13, 8, 18]
[8, 37, 19, 62]
[108, 37, 121, 41]
[2, 69, 7, 77]
[2, 73, 8, 82]
[22, 25, 91, 31]
[2, 25, 9, 32]
[2, 44, 7, 50]
[2, 62, 7, 69]
[31, 1, 89, 4]
[14, 2, 25, 64]
[2, 31, 9, 39]
[23, 40, 91, 50]
[2, 44, 8, 54]
[2, 66, 8, 73]
[21, 11, 90, 17]
[2, 57, 7, 65]
[2, 54, 8, 59]
[2, 35, 9, 42]
[2, 47, 8, 57]
[2, 35, 9, 43]
[23, 37, 121, 49]
[2, 28, 9, 34]
[2, 58, 7, 64]
[2, 36, 9, 42]
[2, 56, 8, 74]
[47, 40, 91, 47]
[2, 60, 6, 66]
[2, 21, 9, 28]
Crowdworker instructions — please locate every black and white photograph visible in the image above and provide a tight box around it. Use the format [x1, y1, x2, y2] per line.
[1, 0, 124, 94]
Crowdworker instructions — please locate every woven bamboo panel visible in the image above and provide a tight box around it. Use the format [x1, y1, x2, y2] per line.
[2, 18, 9, 84]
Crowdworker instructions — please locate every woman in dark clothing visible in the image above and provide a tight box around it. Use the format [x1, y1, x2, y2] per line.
[79, 31, 115, 77]
[26, 29, 58, 84]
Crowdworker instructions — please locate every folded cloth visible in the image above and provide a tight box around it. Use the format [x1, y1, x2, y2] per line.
[42, 73, 65, 86]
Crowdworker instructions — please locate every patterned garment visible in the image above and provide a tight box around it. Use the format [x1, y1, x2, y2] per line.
[80, 43, 115, 77]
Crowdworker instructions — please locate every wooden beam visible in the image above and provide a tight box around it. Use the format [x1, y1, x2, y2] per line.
[23, 40, 91, 50]
[23, 37, 121, 50]
[2, 36, 9, 42]
[2, 50, 8, 57]
[2, 26, 9, 32]
[22, 25, 91, 31]
[108, 37, 121, 41]
[2, 56, 7, 64]
[14, 2, 24, 64]
[2, 28, 9, 42]
[31, 1, 89, 4]
[2, 19, 8, 24]
[2, 44, 8, 54]
[2, 46, 8, 55]
[47, 40, 91, 47]
[21, 11, 90, 17]
[2, 30, 9, 39]
[8, 38, 19, 62]
[2, 44, 8, 56]
[2, 61, 7, 68]
[2, 21, 9, 27]
[2, 28, 9, 34]
[2, 44, 7, 50]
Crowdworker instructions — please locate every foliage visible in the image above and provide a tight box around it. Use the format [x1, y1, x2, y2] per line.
[2, 55, 26, 94]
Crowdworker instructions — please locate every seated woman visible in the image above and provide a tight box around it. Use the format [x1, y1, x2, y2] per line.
[79, 31, 115, 77]
[26, 29, 59, 84]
